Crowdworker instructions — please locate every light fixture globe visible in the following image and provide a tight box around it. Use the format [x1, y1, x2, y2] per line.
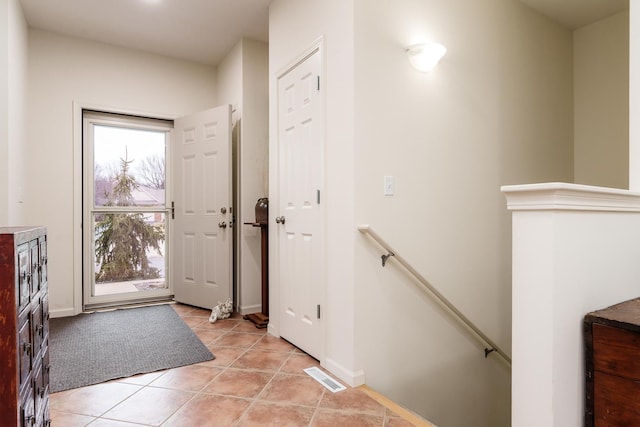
[406, 42, 447, 73]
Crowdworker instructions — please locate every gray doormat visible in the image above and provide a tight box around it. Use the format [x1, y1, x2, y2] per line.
[49, 304, 214, 393]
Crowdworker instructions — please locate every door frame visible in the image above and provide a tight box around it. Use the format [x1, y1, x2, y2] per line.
[269, 38, 326, 361]
[72, 101, 177, 315]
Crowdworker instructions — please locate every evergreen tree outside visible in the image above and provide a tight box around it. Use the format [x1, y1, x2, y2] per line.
[94, 152, 165, 283]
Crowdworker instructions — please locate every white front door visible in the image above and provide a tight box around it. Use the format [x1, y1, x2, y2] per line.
[172, 105, 232, 309]
[276, 48, 324, 359]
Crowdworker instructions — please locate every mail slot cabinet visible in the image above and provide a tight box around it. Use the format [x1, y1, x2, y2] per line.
[0, 227, 50, 427]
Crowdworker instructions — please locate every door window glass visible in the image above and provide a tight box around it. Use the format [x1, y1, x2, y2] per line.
[83, 111, 173, 309]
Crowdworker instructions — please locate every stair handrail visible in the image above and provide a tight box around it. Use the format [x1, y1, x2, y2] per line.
[358, 224, 512, 367]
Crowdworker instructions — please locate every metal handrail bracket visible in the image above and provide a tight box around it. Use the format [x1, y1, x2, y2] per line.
[358, 224, 512, 367]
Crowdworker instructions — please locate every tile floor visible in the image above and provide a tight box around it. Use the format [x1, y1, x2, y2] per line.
[50, 303, 425, 427]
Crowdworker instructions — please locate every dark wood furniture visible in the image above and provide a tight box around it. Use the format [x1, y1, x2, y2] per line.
[243, 197, 269, 328]
[584, 298, 640, 426]
[0, 227, 50, 427]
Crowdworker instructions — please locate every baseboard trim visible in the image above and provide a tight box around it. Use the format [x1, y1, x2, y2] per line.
[358, 384, 435, 427]
[50, 308, 75, 318]
[238, 304, 261, 315]
[323, 357, 365, 387]
[267, 322, 279, 337]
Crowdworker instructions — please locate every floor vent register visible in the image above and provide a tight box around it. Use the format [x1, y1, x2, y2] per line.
[304, 367, 347, 393]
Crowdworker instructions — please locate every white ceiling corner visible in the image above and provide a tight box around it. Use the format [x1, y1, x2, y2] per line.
[19, 0, 272, 66]
[519, 0, 629, 29]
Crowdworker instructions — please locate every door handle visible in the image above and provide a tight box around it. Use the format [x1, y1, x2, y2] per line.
[218, 222, 227, 229]
[275, 216, 286, 224]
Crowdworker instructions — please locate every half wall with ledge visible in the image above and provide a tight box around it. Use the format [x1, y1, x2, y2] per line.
[502, 182, 640, 427]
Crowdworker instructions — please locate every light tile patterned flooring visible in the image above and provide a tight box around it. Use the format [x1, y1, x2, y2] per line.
[50, 303, 423, 427]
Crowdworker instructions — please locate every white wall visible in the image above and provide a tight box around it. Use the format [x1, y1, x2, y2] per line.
[27, 29, 217, 316]
[353, 1, 573, 426]
[0, 0, 28, 226]
[504, 183, 640, 427]
[574, 11, 629, 189]
[269, 0, 359, 383]
[7, 0, 27, 224]
[217, 41, 243, 114]
[0, 0, 7, 226]
[631, 3, 640, 190]
[217, 38, 269, 314]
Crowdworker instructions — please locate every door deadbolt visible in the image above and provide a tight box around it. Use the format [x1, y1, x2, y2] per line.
[220, 207, 227, 214]
[275, 216, 286, 224]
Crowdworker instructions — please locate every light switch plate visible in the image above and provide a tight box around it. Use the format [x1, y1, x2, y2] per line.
[384, 176, 394, 196]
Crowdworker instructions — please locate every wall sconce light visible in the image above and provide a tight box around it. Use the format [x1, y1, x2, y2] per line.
[406, 42, 446, 73]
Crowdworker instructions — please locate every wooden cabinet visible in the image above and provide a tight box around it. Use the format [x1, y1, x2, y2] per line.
[0, 227, 50, 427]
[584, 298, 640, 427]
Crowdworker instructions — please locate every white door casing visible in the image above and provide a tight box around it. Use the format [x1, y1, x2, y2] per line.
[275, 47, 324, 359]
[172, 105, 232, 309]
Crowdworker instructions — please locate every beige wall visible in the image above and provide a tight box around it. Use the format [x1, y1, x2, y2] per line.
[0, 0, 28, 226]
[574, 11, 629, 189]
[0, 0, 10, 225]
[271, 0, 573, 426]
[217, 41, 243, 113]
[27, 29, 217, 315]
[353, 1, 573, 426]
[217, 38, 269, 314]
[217, 39, 244, 310]
[239, 39, 269, 313]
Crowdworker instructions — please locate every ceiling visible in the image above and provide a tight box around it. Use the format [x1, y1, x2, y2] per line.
[520, 0, 629, 29]
[19, 0, 272, 66]
[19, 0, 629, 68]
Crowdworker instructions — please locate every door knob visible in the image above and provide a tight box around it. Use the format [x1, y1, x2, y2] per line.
[275, 216, 286, 224]
[218, 222, 227, 229]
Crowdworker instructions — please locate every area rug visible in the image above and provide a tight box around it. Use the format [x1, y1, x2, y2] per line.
[49, 304, 214, 392]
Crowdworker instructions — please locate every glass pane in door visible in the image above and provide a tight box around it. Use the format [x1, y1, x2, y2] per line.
[92, 212, 167, 296]
[93, 125, 166, 207]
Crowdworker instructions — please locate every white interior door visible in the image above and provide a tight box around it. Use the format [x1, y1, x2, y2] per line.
[172, 105, 232, 309]
[276, 48, 324, 359]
